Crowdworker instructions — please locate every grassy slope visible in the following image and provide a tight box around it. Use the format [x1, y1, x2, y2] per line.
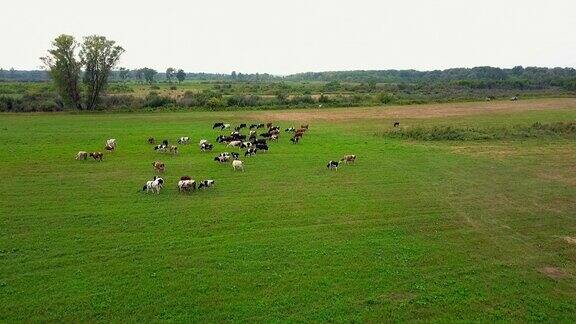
[0, 102, 575, 321]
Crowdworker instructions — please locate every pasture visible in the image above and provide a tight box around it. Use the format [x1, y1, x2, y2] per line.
[1, 98, 576, 321]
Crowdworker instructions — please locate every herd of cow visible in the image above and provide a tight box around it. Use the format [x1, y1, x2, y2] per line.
[75, 122, 356, 195]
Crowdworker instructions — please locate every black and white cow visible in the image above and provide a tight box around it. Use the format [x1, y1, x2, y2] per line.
[198, 180, 215, 189]
[143, 176, 164, 194]
[327, 160, 340, 170]
[214, 155, 229, 163]
[213, 122, 224, 129]
[255, 143, 269, 151]
[201, 142, 213, 151]
[251, 138, 267, 145]
[231, 152, 240, 160]
[245, 148, 258, 156]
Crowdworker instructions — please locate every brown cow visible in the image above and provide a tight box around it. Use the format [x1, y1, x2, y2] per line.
[89, 152, 103, 161]
[340, 154, 356, 164]
[152, 161, 165, 173]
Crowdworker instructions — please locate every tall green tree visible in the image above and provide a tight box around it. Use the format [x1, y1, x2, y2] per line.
[118, 67, 130, 82]
[141, 68, 157, 84]
[134, 69, 144, 83]
[176, 69, 186, 83]
[80, 35, 124, 110]
[40, 35, 82, 109]
[166, 67, 175, 83]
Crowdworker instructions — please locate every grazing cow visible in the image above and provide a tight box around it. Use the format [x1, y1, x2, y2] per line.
[154, 144, 168, 152]
[199, 139, 208, 146]
[340, 154, 356, 164]
[327, 160, 339, 170]
[148, 137, 156, 144]
[256, 123, 265, 129]
[214, 155, 229, 163]
[152, 161, 165, 172]
[249, 124, 258, 129]
[178, 179, 196, 192]
[393, 122, 400, 127]
[227, 140, 242, 148]
[168, 145, 179, 155]
[75, 151, 88, 160]
[232, 160, 244, 172]
[255, 143, 269, 151]
[231, 152, 240, 160]
[240, 141, 252, 149]
[221, 123, 231, 130]
[290, 136, 300, 144]
[106, 138, 117, 148]
[511, 96, 518, 101]
[105, 144, 115, 152]
[251, 138, 267, 145]
[177, 137, 190, 144]
[239, 123, 247, 129]
[143, 176, 164, 194]
[89, 152, 103, 161]
[285, 127, 296, 132]
[270, 134, 279, 141]
[245, 148, 258, 156]
[301, 124, 309, 129]
[201, 143, 213, 151]
[213, 122, 224, 129]
[198, 180, 215, 189]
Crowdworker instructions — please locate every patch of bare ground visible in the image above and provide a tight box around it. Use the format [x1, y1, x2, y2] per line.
[563, 236, 576, 245]
[539, 266, 568, 280]
[388, 292, 416, 302]
[248, 98, 576, 122]
[538, 165, 576, 187]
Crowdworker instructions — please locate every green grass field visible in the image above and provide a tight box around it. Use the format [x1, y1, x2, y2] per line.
[1, 99, 575, 321]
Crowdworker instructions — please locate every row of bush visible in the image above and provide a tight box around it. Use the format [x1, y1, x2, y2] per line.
[382, 121, 576, 141]
[0, 82, 573, 112]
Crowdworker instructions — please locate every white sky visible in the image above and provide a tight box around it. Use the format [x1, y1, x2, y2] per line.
[1, 0, 575, 75]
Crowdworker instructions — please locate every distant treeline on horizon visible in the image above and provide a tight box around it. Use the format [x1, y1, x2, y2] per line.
[1, 66, 576, 90]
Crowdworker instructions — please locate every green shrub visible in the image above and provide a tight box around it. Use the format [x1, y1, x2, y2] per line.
[382, 121, 576, 141]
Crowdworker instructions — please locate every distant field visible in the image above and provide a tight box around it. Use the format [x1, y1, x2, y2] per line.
[1, 98, 575, 321]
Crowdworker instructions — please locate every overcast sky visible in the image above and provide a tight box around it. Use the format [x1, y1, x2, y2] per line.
[1, 0, 575, 75]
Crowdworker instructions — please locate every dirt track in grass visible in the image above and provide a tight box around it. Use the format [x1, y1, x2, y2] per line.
[249, 98, 576, 122]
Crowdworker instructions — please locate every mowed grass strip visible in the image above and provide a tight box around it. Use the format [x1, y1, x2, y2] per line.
[1, 100, 576, 321]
